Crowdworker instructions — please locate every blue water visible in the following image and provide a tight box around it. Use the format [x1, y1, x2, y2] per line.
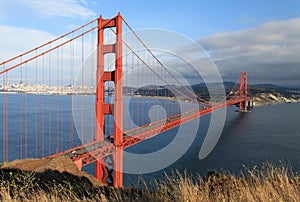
[0, 94, 195, 160]
[0, 94, 299, 187]
[123, 102, 300, 186]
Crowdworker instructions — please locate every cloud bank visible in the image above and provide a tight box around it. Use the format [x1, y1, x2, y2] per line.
[198, 18, 300, 87]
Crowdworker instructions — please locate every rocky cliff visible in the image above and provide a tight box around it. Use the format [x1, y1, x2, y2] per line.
[254, 93, 300, 106]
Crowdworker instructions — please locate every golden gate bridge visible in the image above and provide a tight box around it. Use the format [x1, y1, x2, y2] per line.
[0, 13, 252, 187]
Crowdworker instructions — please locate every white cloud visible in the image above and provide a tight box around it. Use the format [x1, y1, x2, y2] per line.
[0, 26, 55, 61]
[20, 0, 96, 19]
[198, 18, 300, 86]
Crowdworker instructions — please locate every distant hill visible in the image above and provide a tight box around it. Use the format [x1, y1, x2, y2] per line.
[123, 82, 299, 100]
[251, 83, 281, 88]
[191, 82, 284, 89]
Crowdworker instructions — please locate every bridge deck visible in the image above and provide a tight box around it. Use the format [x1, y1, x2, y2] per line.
[48, 98, 246, 168]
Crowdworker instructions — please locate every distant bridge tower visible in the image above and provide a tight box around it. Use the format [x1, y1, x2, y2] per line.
[239, 72, 252, 112]
[96, 13, 123, 187]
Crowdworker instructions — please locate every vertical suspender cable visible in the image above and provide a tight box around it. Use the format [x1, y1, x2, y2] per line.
[61, 39, 64, 151]
[132, 46, 135, 127]
[20, 57, 23, 159]
[125, 27, 128, 130]
[35, 50, 38, 158]
[146, 50, 149, 124]
[25, 63, 28, 158]
[2, 64, 8, 162]
[56, 48, 59, 153]
[48, 44, 52, 155]
[91, 24, 95, 142]
[70, 35, 74, 148]
[164, 61, 167, 118]
[81, 34, 85, 143]
[42, 55, 45, 157]
[5, 72, 8, 161]
[136, 43, 139, 126]
[2, 64, 4, 161]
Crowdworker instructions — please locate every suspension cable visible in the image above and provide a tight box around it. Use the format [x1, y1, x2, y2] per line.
[122, 17, 210, 105]
[110, 27, 208, 105]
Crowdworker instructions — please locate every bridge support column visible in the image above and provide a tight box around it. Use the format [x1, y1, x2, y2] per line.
[96, 13, 123, 187]
[239, 72, 250, 112]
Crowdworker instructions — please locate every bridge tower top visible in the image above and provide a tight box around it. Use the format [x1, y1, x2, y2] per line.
[239, 72, 248, 99]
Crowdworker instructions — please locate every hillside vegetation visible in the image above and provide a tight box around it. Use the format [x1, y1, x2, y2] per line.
[0, 159, 299, 201]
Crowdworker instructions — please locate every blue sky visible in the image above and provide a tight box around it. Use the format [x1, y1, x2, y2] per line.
[1, 0, 300, 86]
[1, 0, 299, 38]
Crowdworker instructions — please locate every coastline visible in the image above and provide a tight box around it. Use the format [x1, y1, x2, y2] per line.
[253, 93, 300, 107]
[1, 88, 300, 108]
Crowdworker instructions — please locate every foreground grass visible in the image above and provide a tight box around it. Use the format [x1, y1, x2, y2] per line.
[0, 162, 299, 201]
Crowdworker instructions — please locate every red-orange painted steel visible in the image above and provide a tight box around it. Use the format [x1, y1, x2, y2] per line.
[239, 72, 249, 111]
[67, 97, 247, 167]
[95, 13, 123, 187]
[113, 13, 124, 187]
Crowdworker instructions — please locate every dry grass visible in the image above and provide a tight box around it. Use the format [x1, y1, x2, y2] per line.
[0, 162, 299, 202]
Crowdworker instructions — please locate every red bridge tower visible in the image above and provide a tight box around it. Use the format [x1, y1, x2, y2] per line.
[239, 72, 251, 112]
[96, 13, 123, 187]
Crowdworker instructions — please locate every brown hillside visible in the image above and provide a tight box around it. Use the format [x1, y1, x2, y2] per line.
[0, 156, 103, 187]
